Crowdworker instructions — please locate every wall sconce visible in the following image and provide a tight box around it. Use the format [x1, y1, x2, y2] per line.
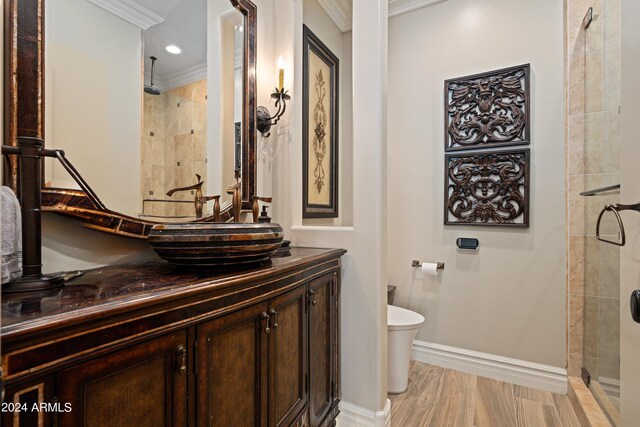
[257, 56, 291, 138]
[257, 89, 290, 137]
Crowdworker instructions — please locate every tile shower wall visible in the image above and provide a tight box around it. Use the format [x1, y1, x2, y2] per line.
[566, 0, 620, 391]
[142, 80, 208, 218]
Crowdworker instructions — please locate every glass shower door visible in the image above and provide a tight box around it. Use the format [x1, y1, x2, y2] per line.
[581, 0, 621, 425]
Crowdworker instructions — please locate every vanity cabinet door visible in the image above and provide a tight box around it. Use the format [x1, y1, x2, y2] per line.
[1, 376, 56, 427]
[267, 285, 309, 427]
[308, 273, 339, 427]
[196, 302, 269, 427]
[56, 331, 188, 427]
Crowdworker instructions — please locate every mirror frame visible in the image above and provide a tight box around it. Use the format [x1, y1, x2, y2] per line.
[232, 0, 257, 211]
[3, 0, 258, 238]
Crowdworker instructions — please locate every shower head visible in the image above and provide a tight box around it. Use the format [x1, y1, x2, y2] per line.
[144, 56, 162, 96]
[144, 85, 162, 96]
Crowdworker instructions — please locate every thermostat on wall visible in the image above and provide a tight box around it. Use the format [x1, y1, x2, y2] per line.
[456, 237, 479, 250]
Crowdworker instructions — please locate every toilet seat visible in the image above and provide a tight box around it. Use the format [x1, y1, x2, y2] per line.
[387, 304, 425, 331]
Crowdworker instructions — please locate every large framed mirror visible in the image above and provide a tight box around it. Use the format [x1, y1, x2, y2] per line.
[3, 0, 257, 238]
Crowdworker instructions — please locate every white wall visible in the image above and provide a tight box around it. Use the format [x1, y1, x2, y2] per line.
[620, 0, 640, 423]
[44, 0, 142, 215]
[387, 0, 566, 368]
[273, 0, 389, 418]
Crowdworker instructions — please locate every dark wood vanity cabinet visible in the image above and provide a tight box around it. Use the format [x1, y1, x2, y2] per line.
[308, 273, 340, 427]
[57, 331, 189, 427]
[1, 248, 344, 427]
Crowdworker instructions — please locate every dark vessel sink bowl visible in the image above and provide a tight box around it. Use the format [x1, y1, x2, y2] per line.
[148, 222, 284, 268]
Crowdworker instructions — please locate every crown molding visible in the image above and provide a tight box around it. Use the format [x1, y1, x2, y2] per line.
[162, 61, 208, 91]
[86, 0, 164, 30]
[317, 0, 352, 32]
[388, 0, 449, 18]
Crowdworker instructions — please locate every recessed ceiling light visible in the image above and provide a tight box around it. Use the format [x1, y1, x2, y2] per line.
[165, 44, 182, 55]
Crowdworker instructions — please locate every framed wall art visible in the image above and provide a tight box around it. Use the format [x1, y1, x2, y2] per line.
[444, 149, 530, 227]
[302, 24, 339, 218]
[445, 64, 530, 152]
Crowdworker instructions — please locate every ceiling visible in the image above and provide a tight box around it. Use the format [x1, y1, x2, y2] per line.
[141, 0, 209, 88]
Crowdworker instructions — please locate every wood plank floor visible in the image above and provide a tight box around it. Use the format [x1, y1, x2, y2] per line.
[389, 361, 581, 427]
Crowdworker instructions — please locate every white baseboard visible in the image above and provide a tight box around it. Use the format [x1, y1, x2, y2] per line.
[337, 398, 391, 427]
[411, 340, 568, 394]
[599, 376, 620, 399]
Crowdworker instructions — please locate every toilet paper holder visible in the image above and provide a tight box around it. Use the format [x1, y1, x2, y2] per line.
[412, 260, 445, 271]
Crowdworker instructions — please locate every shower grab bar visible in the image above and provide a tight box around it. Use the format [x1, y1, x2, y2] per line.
[580, 184, 620, 197]
[596, 202, 640, 246]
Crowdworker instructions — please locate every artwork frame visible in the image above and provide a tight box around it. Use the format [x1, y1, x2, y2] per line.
[444, 64, 531, 152]
[444, 149, 530, 227]
[302, 24, 339, 219]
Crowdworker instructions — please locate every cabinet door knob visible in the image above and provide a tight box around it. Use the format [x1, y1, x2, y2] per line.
[269, 308, 279, 329]
[309, 290, 317, 306]
[175, 345, 187, 375]
[261, 311, 271, 334]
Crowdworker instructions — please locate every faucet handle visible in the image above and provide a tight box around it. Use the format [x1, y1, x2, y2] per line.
[199, 195, 221, 221]
[252, 196, 273, 223]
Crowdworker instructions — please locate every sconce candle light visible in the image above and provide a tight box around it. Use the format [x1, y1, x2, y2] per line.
[257, 56, 291, 138]
[278, 55, 285, 91]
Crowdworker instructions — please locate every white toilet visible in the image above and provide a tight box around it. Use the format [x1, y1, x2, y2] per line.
[387, 304, 425, 393]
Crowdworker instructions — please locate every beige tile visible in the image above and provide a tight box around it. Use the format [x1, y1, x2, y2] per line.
[193, 103, 207, 132]
[178, 102, 194, 135]
[585, 173, 620, 236]
[141, 164, 152, 198]
[604, 0, 621, 49]
[597, 297, 620, 361]
[164, 142, 175, 171]
[151, 140, 165, 167]
[570, 235, 586, 295]
[585, 112, 604, 174]
[567, 0, 592, 57]
[568, 377, 612, 427]
[603, 110, 621, 173]
[194, 133, 207, 161]
[599, 243, 620, 298]
[584, 295, 600, 358]
[569, 174, 586, 235]
[585, 236, 601, 296]
[586, 0, 604, 52]
[141, 136, 152, 164]
[583, 355, 599, 378]
[568, 114, 586, 175]
[586, 50, 604, 113]
[598, 356, 620, 380]
[165, 115, 178, 139]
[151, 165, 165, 196]
[569, 294, 585, 355]
[569, 54, 586, 115]
[603, 47, 621, 111]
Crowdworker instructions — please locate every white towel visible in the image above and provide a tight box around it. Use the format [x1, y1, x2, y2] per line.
[1, 186, 22, 284]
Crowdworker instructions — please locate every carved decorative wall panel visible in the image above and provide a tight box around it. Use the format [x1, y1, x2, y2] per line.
[445, 64, 530, 151]
[302, 24, 339, 218]
[444, 149, 530, 227]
